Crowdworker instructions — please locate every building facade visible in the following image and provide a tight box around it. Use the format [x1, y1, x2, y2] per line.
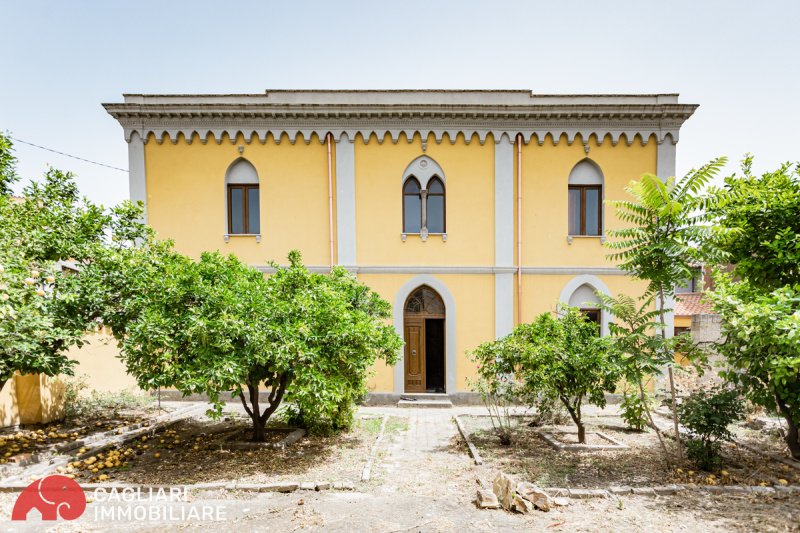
[104, 90, 697, 400]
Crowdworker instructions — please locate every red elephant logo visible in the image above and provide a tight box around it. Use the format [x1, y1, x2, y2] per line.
[12, 474, 87, 521]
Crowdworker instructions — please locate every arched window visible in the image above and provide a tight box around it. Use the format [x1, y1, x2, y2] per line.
[426, 177, 446, 233]
[568, 159, 603, 236]
[568, 283, 602, 335]
[401, 156, 447, 235]
[403, 177, 422, 233]
[225, 159, 260, 235]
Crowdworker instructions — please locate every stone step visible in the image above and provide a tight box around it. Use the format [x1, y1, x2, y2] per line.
[397, 398, 453, 409]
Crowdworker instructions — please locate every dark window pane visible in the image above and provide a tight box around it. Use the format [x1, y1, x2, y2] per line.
[568, 188, 581, 235]
[585, 188, 600, 235]
[247, 188, 260, 234]
[403, 178, 420, 194]
[230, 187, 244, 234]
[428, 178, 444, 194]
[427, 195, 444, 233]
[404, 194, 421, 233]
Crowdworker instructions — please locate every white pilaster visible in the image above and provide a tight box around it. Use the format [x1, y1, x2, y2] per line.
[656, 134, 677, 179]
[335, 133, 357, 267]
[656, 133, 678, 336]
[494, 133, 515, 338]
[128, 131, 147, 221]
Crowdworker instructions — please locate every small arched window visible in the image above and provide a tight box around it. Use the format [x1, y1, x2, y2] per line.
[403, 177, 422, 233]
[225, 159, 260, 235]
[568, 159, 603, 236]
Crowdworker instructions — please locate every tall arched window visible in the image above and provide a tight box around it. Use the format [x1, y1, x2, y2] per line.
[401, 156, 447, 235]
[225, 159, 260, 235]
[568, 159, 603, 236]
[426, 177, 445, 233]
[403, 177, 422, 233]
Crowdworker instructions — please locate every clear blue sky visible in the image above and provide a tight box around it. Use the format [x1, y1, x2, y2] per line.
[2, 0, 798, 207]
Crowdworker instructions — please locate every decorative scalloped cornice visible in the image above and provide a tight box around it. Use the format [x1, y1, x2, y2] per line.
[103, 91, 697, 147]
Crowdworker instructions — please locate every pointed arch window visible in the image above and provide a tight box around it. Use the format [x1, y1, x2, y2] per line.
[401, 156, 447, 237]
[403, 178, 422, 233]
[225, 159, 260, 235]
[402, 175, 446, 234]
[426, 177, 446, 233]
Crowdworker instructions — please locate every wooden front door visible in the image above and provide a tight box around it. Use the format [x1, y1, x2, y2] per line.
[404, 319, 425, 392]
[403, 286, 445, 393]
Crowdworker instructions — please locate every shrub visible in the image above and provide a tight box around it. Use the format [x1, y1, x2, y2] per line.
[619, 386, 653, 432]
[677, 386, 745, 471]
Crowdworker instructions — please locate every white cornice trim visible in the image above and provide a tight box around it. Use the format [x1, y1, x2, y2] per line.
[255, 265, 627, 275]
[104, 92, 696, 147]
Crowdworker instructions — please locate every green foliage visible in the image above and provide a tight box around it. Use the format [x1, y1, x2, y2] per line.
[472, 306, 619, 444]
[470, 334, 523, 445]
[620, 387, 653, 432]
[705, 156, 800, 291]
[606, 158, 727, 305]
[707, 278, 800, 458]
[677, 386, 744, 471]
[64, 243, 401, 440]
[0, 132, 148, 392]
[0, 132, 19, 195]
[63, 374, 153, 420]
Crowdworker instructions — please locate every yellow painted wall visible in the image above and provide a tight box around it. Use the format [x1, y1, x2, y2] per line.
[519, 134, 657, 267]
[145, 133, 332, 266]
[0, 373, 65, 427]
[66, 330, 139, 393]
[357, 272, 494, 392]
[355, 133, 495, 266]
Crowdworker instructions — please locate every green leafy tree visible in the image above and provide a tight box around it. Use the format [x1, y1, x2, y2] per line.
[515, 306, 619, 444]
[0, 131, 147, 393]
[707, 279, 800, 459]
[706, 156, 800, 290]
[704, 158, 800, 459]
[677, 386, 744, 471]
[606, 158, 727, 457]
[62, 244, 401, 441]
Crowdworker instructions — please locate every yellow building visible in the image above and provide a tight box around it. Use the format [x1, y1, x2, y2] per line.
[104, 90, 696, 402]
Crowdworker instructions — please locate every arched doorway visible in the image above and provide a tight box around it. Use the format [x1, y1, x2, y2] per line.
[403, 285, 446, 393]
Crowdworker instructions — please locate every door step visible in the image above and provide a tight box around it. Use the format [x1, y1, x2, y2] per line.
[397, 394, 453, 408]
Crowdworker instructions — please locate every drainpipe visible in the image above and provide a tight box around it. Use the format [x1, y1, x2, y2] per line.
[516, 133, 523, 324]
[326, 133, 335, 270]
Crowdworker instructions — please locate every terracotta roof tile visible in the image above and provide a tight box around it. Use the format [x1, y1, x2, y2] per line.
[675, 293, 715, 316]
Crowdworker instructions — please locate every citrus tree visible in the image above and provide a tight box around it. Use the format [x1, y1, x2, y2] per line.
[62, 243, 401, 440]
[0, 132, 146, 393]
[704, 157, 800, 458]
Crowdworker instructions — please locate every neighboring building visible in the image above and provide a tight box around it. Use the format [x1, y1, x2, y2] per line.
[104, 90, 697, 401]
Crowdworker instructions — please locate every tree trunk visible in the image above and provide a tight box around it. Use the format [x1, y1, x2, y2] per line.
[659, 288, 683, 461]
[776, 397, 800, 460]
[560, 396, 585, 444]
[238, 373, 289, 442]
[251, 415, 266, 442]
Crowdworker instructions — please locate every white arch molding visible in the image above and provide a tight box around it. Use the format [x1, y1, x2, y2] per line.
[558, 274, 612, 337]
[401, 155, 446, 189]
[393, 275, 457, 395]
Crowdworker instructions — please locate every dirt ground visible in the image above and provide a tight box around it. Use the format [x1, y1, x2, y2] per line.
[2, 404, 799, 532]
[461, 409, 800, 488]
